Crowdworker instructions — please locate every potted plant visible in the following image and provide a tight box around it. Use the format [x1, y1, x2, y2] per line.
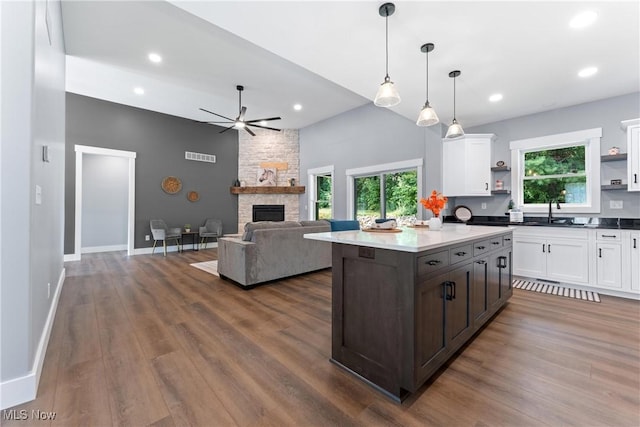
[184, 224, 191, 232]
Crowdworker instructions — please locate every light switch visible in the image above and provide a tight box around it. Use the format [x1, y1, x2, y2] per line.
[35, 185, 42, 205]
[610, 200, 623, 209]
[481, 203, 487, 209]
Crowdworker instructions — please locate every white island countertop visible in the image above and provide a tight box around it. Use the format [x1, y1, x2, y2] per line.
[304, 224, 513, 253]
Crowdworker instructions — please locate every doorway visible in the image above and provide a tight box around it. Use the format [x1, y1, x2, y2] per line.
[70, 145, 136, 261]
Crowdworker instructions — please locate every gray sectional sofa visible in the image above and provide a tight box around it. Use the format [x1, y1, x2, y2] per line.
[217, 220, 331, 288]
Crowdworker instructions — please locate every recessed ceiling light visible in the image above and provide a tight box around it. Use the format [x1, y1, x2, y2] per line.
[489, 93, 503, 102]
[578, 66, 598, 78]
[569, 10, 598, 29]
[148, 52, 162, 63]
[133, 87, 145, 95]
[293, 104, 302, 111]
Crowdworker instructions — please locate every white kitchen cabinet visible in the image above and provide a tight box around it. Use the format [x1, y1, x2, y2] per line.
[513, 228, 589, 284]
[622, 119, 640, 192]
[628, 231, 639, 292]
[595, 231, 623, 289]
[442, 134, 494, 197]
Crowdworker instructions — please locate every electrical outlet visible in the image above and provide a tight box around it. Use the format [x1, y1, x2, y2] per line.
[145, 235, 150, 241]
[47, 282, 50, 299]
[481, 203, 487, 209]
[610, 200, 623, 209]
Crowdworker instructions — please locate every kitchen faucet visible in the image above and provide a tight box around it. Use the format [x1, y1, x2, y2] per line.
[548, 199, 561, 223]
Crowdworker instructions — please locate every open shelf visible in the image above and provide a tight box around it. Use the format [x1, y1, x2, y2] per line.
[601, 184, 628, 191]
[230, 186, 305, 194]
[601, 154, 627, 162]
[491, 190, 511, 195]
[491, 166, 511, 172]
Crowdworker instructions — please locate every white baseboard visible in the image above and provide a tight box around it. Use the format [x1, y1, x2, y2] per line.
[63, 253, 80, 262]
[81, 244, 127, 254]
[0, 268, 65, 410]
[133, 241, 217, 256]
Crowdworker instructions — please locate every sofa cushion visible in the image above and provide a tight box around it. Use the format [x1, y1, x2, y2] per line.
[242, 221, 301, 241]
[300, 220, 329, 227]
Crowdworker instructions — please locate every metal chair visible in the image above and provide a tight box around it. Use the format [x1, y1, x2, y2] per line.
[150, 219, 182, 256]
[199, 218, 222, 249]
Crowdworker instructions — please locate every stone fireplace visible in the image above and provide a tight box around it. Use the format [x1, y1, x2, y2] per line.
[236, 129, 300, 232]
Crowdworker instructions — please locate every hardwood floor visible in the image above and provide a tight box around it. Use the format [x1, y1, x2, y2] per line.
[5, 249, 639, 426]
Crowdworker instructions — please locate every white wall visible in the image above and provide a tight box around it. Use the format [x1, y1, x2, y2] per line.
[1, 0, 66, 409]
[82, 154, 128, 249]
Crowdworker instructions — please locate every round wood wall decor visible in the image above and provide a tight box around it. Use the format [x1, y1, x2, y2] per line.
[187, 191, 200, 202]
[161, 176, 182, 194]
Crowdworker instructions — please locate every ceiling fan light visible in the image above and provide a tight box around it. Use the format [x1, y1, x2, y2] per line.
[445, 119, 465, 139]
[416, 102, 439, 127]
[374, 77, 401, 107]
[234, 120, 245, 129]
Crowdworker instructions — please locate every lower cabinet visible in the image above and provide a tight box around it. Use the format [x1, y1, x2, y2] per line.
[331, 231, 513, 401]
[596, 242, 622, 289]
[630, 232, 640, 292]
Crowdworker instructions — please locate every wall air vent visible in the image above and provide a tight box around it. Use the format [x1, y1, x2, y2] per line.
[185, 151, 216, 163]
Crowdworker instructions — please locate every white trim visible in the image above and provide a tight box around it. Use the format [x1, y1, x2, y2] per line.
[346, 158, 424, 220]
[0, 268, 65, 410]
[73, 145, 137, 260]
[81, 244, 127, 254]
[63, 253, 80, 262]
[621, 118, 640, 130]
[307, 165, 334, 220]
[510, 128, 601, 214]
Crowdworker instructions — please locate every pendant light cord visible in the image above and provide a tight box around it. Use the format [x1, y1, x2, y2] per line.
[452, 75, 457, 119]
[425, 50, 429, 102]
[385, 9, 389, 78]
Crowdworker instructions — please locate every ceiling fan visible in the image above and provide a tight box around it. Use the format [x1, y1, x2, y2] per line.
[198, 85, 282, 136]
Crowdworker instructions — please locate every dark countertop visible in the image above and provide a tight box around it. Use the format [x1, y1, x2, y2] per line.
[443, 215, 640, 230]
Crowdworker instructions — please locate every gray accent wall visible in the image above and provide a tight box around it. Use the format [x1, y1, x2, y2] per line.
[65, 94, 239, 253]
[1, 0, 66, 399]
[459, 92, 640, 218]
[299, 103, 442, 220]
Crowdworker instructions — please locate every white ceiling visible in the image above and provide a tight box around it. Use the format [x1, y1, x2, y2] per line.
[62, 1, 640, 131]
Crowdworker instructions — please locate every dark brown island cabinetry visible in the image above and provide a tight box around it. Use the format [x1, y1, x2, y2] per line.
[330, 231, 513, 401]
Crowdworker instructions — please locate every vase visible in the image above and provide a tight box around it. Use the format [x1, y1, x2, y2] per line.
[428, 216, 442, 231]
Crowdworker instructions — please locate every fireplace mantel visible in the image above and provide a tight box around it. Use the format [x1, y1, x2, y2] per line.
[230, 186, 305, 194]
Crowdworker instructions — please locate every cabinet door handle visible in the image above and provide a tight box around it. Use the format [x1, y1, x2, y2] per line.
[635, 173, 638, 184]
[542, 244, 546, 253]
[444, 281, 454, 300]
[476, 245, 485, 250]
[426, 260, 441, 266]
[451, 281, 456, 299]
[548, 244, 551, 253]
[599, 248, 602, 258]
[454, 251, 467, 257]
[476, 260, 486, 265]
[497, 256, 507, 269]
[601, 234, 617, 238]
[485, 182, 489, 191]
[634, 238, 637, 249]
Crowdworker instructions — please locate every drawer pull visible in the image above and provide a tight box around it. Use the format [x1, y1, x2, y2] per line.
[492, 241, 500, 245]
[426, 260, 441, 266]
[476, 245, 485, 250]
[476, 260, 486, 265]
[634, 238, 637, 249]
[601, 234, 617, 238]
[504, 238, 511, 241]
[454, 251, 467, 257]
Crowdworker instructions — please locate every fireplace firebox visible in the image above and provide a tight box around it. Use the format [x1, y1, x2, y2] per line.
[252, 205, 285, 222]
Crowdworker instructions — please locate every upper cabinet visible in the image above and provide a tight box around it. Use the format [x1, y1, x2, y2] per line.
[622, 119, 640, 192]
[443, 134, 494, 197]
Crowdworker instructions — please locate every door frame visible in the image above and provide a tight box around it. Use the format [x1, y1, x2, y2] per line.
[69, 145, 136, 261]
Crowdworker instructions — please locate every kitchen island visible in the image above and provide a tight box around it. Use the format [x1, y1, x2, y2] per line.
[304, 224, 513, 401]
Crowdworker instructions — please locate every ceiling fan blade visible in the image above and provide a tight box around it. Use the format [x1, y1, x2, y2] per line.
[238, 106, 247, 121]
[249, 124, 282, 132]
[205, 121, 233, 124]
[245, 117, 282, 123]
[199, 108, 234, 121]
[219, 125, 235, 134]
[244, 127, 256, 136]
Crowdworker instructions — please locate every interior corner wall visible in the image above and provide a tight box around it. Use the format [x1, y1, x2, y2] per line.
[298, 103, 440, 220]
[65, 94, 239, 253]
[459, 92, 640, 218]
[1, 0, 66, 409]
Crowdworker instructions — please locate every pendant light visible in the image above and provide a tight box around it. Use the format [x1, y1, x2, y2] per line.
[445, 70, 465, 139]
[416, 43, 439, 127]
[374, 3, 401, 107]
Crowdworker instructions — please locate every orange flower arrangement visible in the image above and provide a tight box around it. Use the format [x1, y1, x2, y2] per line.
[420, 190, 448, 217]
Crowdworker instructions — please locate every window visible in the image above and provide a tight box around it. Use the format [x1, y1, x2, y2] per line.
[510, 128, 601, 214]
[347, 159, 423, 228]
[307, 165, 334, 220]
